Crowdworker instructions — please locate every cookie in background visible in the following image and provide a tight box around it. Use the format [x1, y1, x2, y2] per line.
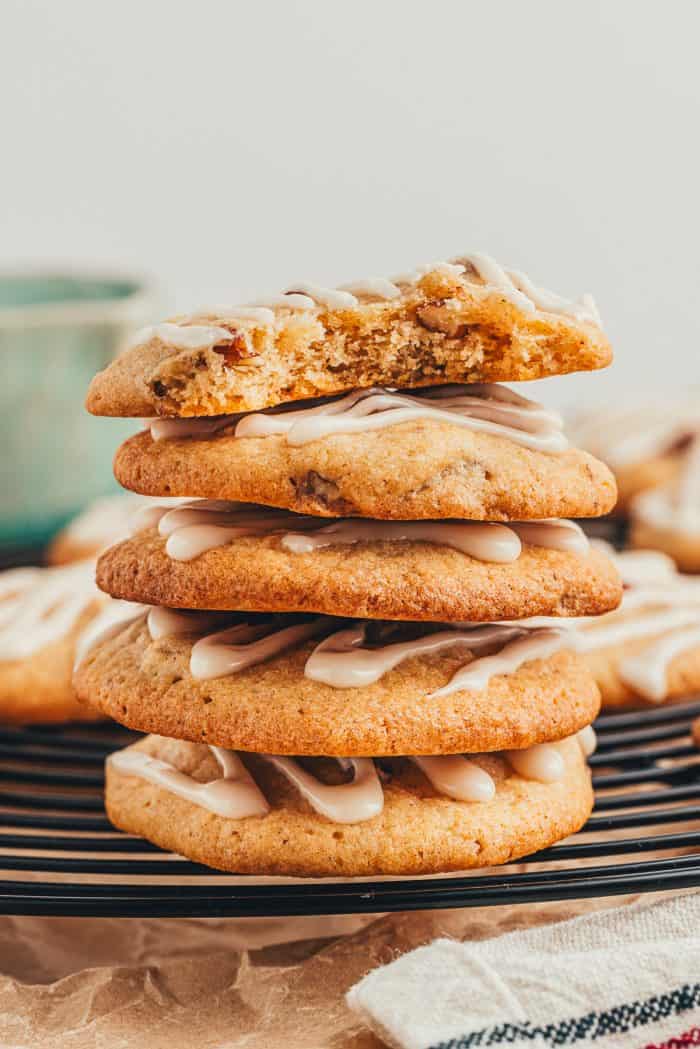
[0, 560, 137, 723]
[0, 493, 178, 723]
[629, 436, 700, 572]
[47, 492, 185, 565]
[568, 397, 700, 514]
[574, 544, 700, 707]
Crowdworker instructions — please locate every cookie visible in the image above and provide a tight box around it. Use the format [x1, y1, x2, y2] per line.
[115, 392, 617, 521]
[105, 733, 594, 877]
[0, 562, 115, 723]
[575, 545, 700, 707]
[628, 439, 700, 572]
[95, 514, 622, 621]
[569, 398, 700, 511]
[74, 610, 601, 756]
[86, 255, 610, 419]
[47, 493, 185, 565]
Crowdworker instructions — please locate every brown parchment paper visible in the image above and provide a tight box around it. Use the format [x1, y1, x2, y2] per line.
[0, 890, 683, 1049]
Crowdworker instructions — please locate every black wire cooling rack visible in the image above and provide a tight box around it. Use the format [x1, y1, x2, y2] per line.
[0, 700, 699, 917]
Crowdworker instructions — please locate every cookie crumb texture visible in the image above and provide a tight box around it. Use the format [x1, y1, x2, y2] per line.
[95, 532, 622, 621]
[105, 735, 593, 877]
[75, 617, 601, 755]
[87, 266, 611, 418]
[115, 424, 617, 521]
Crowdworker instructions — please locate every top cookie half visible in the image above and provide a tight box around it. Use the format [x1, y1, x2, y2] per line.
[86, 255, 611, 418]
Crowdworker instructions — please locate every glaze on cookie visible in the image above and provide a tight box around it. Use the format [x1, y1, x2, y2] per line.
[95, 516, 622, 622]
[105, 734, 594, 876]
[114, 385, 617, 521]
[574, 545, 700, 707]
[86, 255, 610, 418]
[0, 561, 135, 723]
[74, 611, 601, 755]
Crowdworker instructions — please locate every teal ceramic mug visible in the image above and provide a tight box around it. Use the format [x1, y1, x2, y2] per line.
[0, 271, 159, 548]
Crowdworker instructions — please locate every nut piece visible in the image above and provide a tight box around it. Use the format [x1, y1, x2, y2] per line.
[212, 332, 254, 367]
[416, 303, 470, 338]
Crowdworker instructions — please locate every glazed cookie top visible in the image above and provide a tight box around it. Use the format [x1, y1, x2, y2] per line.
[572, 544, 700, 704]
[74, 609, 601, 755]
[96, 506, 622, 621]
[115, 385, 618, 521]
[86, 254, 610, 418]
[630, 437, 700, 539]
[108, 731, 595, 826]
[0, 559, 140, 666]
[105, 734, 594, 876]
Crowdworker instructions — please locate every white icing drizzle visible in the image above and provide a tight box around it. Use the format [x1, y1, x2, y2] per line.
[148, 382, 568, 453]
[305, 622, 567, 694]
[569, 400, 700, 469]
[577, 725, 597, 757]
[147, 607, 223, 640]
[576, 545, 700, 701]
[430, 628, 567, 696]
[148, 498, 586, 566]
[108, 746, 270, 819]
[509, 519, 589, 556]
[261, 756, 384, 823]
[111, 731, 583, 825]
[146, 607, 569, 693]
[126, 322, 234, 352]
[505, 742, 566, 783]
[618, 626, 700, 702]
[62, 494, 187, 552]
[339, 278, 402, 300]
[0, 561, 99, 660]
[128, 254, 600, 358]
[411, 755, 496, 802]
[282, 282, 359, 309]
[189, 617, 331, 681]
[632, 436, 700, 537]
[73, 600, 146, 670]
[454, 253, 601, 325]
[235, 384, 568, 451]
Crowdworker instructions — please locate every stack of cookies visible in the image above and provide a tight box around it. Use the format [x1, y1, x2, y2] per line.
[75, 255, 622, 878]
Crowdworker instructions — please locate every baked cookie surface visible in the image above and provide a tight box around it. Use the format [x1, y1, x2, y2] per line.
[95, 525, 622, 622]
[105, 734, 593, 877]
[0, 563, 106, 724]
[86, 256, 610, 419]
[115, 418, 617, 522]
[75, 612, 601, 756]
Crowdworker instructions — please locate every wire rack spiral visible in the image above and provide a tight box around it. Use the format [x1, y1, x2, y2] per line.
[0, 699, 699, 917]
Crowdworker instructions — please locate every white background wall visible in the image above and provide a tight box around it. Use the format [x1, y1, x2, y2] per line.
[4, 0, 700, 406]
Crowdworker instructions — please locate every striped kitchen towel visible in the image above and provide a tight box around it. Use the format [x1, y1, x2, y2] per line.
[346, 893, 700, 1049]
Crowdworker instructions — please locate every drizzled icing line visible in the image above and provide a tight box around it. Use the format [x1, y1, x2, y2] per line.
[0, 561, 100, 660]
[109, 729, 594, 825]
[149, 383, 570, 453]
[632, 436, 700, 537]
[139, 498, 588, 565]
[144, 609, 571, 693]
[127, 252, 601, 357]
[575, 543, 700, 701]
